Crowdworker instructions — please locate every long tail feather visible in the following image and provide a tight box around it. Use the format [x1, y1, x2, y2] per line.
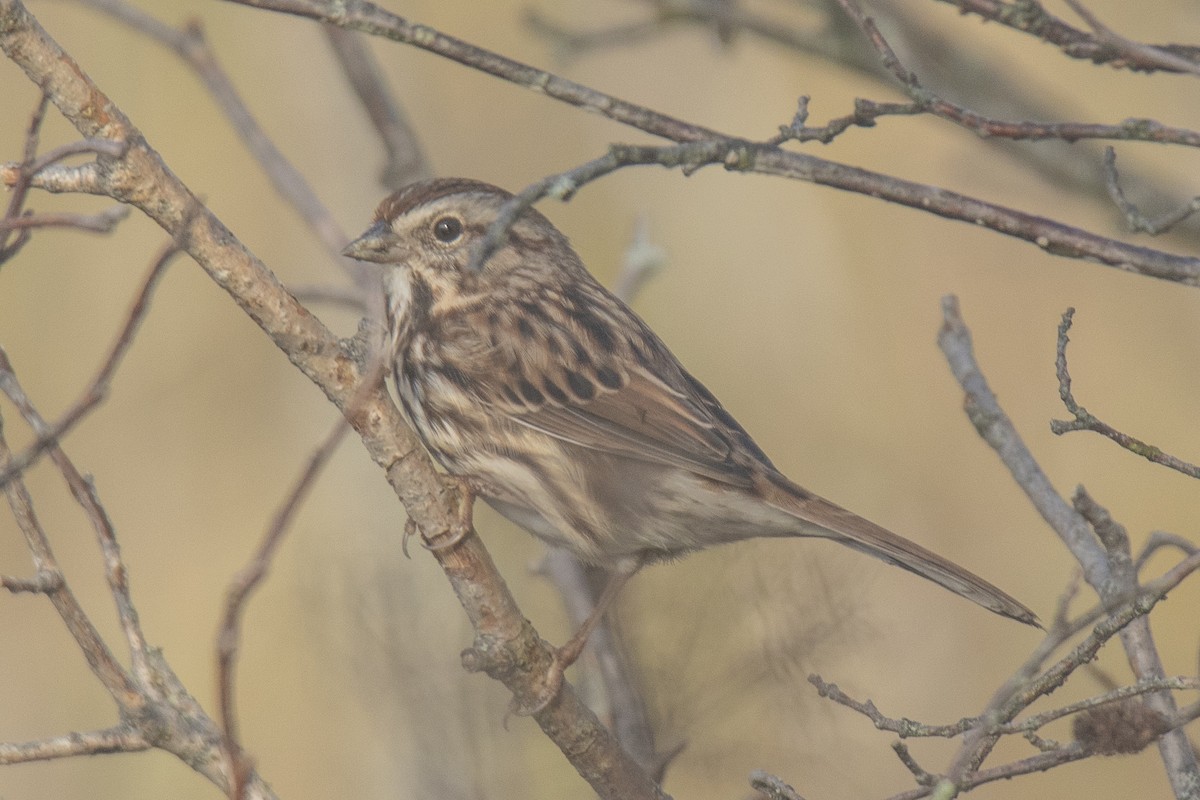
[754, 472, 1039, 627]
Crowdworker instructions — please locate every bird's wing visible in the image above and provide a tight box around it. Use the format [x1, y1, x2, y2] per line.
[503, 363, 759, 488]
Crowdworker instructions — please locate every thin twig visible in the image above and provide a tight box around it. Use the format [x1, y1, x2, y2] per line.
[1052, 307, 1200, 478]
[938, 297, 1110, 588]
[216, 346, 395, 799]
[79, 0, 370, 287]
[0, 205, 130, 233]
[1007, 677, 1200, 734]
[938, 296, 1200, 797]
[322, 24, 430, 190]
[0, 350, 152, 675]
[0, 398, 135, 698]
[0, 96, 128, 262]
[0, 239, 181, 490]
[750, 770, 809, 800]
[1135, 532, 1199, 573]
[538, 0, 1200, 246]
[1101, 147, 1200, 234]
[217, 0, 1200, 287]
[831, 0, 1200, 148]
[216, 418, 351, 800]
[0, 726, 149, 764]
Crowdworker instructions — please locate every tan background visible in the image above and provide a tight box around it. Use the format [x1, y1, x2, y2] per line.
[2, 1, 1199, 798]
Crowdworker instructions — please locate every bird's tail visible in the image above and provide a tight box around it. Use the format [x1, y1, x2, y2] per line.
[754, 472, 1039, 627]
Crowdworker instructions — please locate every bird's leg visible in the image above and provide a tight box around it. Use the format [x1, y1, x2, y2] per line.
[516, 554, 645, 716]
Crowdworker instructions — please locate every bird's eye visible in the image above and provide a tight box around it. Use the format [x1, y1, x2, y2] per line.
[433, 216, 463, 243]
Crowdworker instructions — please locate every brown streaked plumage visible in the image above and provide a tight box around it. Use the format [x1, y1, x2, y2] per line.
[344, 178, 1038, 633]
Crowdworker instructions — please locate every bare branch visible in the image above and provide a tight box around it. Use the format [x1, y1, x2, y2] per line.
[0, 95, 129, 261]
[526, 10, 675, 61]
[1063, 0, 1200, 76]
[1135, 531, 1199, 573]
[940, 0, 1200, 74]
[1102, 148, 1200, 234]
[938, 296, 1200, 797]
[542, 1, 1200, 243]
[1016, 677, 1199, 735]
[1, 568, 63, 593]
[833, 0, 1200, 148]
[216, 347, 396, 800]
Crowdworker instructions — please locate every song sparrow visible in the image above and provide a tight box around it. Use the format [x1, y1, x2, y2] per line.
[343, 178, 1037, 670]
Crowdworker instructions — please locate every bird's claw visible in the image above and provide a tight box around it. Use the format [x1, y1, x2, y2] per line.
[423, 476, 476, 552]
[505, 649, 569, 721]
[403, 477, 477, 555]
[401, 518, 418, 558]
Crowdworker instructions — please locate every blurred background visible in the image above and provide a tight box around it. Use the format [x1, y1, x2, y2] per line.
[2, 0, 1199, 798]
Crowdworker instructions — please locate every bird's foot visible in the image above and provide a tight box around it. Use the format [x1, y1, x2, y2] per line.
[403, 476, 477, 556]
[505, 636, 587, 719]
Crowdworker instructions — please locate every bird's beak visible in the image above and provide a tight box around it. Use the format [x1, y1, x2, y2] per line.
[342, 220, 395, 263]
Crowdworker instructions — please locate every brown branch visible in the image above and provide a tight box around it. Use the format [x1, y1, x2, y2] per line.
[1136, 532, 1199, 573]
[1, 568, 63, 593]
[1011, 677, 1200, 734]
[885, 744, 1090, 800]
[216, 346, 390, 800]
[540, 2, 1200, 151]
[2, 91, 48, 226]
[535, 0, 1200, 256]
[289, 282, 368, 312]
[526, 10, 678, 60]
[809, 676, 977, 738]
[750, 770, 809, 800]
[938, 297, 1110, 588]
[0, 3, 665, 797]
[813, 569, 1197, 800]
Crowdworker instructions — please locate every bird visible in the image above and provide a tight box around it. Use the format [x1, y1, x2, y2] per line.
[343, 177, 1038, 703]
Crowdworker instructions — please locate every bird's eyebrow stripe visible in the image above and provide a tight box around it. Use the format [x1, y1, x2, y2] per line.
[373, 179, 514, 222]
